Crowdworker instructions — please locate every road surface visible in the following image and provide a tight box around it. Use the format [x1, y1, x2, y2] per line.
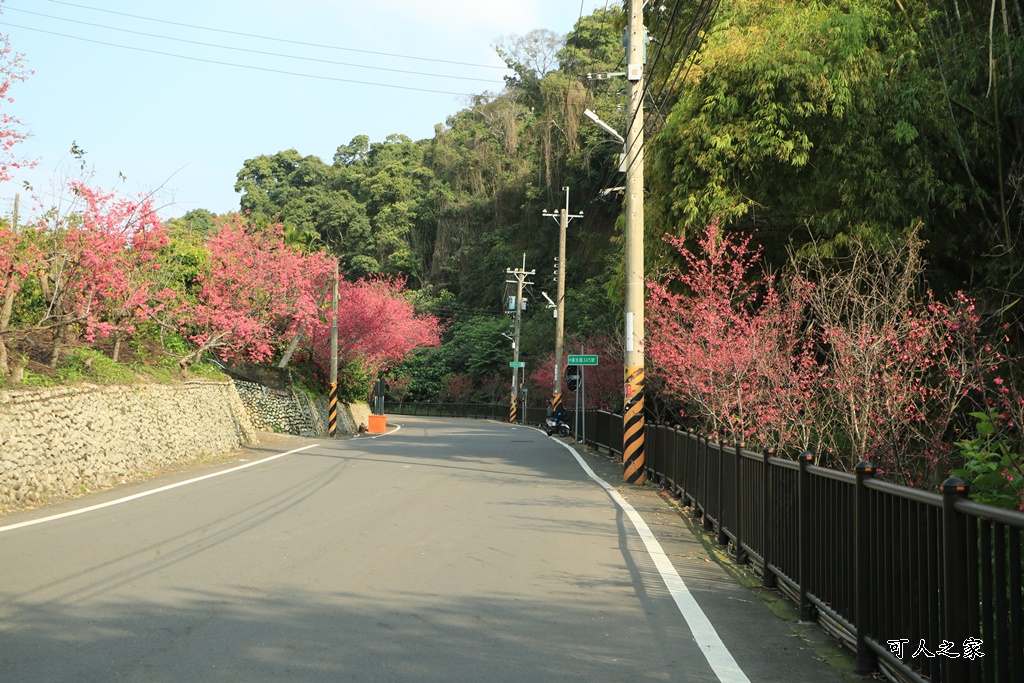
[0, 416, 852, 682]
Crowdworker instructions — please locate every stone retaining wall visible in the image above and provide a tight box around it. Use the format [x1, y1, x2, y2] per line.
[0, 380, 258, 510]
[232, 380, 372, 437]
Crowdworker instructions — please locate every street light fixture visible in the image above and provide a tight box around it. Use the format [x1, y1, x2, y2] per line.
[583, 109, 625, 143]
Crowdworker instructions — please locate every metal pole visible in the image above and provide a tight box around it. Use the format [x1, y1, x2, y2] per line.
[575, 368, 580, 438]
[622, 0, 646, 484]
[328, 257, 339, 438]
[581, 346, 587, 443]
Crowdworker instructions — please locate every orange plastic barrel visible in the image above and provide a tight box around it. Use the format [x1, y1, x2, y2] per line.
[368, 414, 387, 433]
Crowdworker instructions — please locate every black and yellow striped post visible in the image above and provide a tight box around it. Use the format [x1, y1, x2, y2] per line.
[328, 382, 338, 437]
[623, 366, 645, 484]
[509, 397, 518, 424]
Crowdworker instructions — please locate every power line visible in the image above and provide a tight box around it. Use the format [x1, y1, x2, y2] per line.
[615, 0, 721, 186]
[4, 6, 502, 84]
[651, 0, 722, 115]
[0, 22, 488, 97]
[39, 0, 510, 71]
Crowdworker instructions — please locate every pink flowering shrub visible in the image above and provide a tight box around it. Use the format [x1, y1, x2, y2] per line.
[646, 222, 1007, 488]
[178, 214, 332, 368]
[646, 221, 819, 448]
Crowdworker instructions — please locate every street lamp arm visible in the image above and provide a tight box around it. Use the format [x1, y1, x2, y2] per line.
[583, 109, 625, 143]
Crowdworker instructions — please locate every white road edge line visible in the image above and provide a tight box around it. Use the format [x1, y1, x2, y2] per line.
[0, 444, 321, 534]
[555, 438, 752, 683]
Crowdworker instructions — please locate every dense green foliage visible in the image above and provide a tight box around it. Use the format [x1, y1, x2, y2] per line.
[646, 0, 1024, 292]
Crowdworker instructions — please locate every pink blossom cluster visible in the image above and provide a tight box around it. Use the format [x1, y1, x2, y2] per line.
[645, 221, 1010, 487]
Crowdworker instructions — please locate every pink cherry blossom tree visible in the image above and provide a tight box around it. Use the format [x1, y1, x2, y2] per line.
[30, 182, 168, 366]
[646, 221, 817, 447]
[0, 19, 34, 183]
[67, 183, 168, 361]
[0, 220, 42, 375]
[307, 275, 441, 380]
[177, 214, 332, 369]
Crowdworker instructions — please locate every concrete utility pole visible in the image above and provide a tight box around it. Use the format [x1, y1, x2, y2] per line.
[328, 257, 340, 438]
[327, 255, 339, 438]
[506, 256, 534, 424]
[622, 0, 646, 484]
[542, 187, 582, 413]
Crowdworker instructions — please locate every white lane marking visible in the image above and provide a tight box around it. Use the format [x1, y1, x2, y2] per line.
[0, 444, 320, 534]
[555, 439, 751, 683]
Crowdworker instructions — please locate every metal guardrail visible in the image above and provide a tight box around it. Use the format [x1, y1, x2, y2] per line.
[601, 421, 1024, 683]
[380, 403, 1022, 681]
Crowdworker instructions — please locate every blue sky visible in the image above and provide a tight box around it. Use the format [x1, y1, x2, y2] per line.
[0, 0, 610, 219]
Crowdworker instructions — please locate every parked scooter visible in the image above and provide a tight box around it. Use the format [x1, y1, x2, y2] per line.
[544, 415, 570, 437]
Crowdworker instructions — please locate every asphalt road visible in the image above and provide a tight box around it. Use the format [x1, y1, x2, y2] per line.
[0, 417, 854, 682]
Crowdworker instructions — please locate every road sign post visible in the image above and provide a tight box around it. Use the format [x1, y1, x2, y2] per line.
[567, 351, 597, 441]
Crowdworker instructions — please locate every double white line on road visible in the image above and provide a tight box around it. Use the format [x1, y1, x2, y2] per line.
[0, 444, 320, 534]
[556, 438, 752, 683]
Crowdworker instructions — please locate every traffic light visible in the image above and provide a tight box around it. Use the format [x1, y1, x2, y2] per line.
[566, 364, 580, 391]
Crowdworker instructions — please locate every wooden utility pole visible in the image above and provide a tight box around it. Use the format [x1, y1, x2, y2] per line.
[328, 257, 339, 438]
[622, 0, 646, 484]
[542, 188, 582, 413]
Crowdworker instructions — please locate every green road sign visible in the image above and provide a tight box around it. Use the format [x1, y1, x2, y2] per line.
[509, 361, 525, 368]
[567, 354, 598, 366]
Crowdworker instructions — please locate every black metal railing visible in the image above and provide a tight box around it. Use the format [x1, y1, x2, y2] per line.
[581, 420, 1024, 683]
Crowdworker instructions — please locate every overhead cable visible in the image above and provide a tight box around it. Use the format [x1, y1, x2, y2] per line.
[41, 0, 510, 71]
[5, 6, 502, 84]
[0, 22, 487, 97]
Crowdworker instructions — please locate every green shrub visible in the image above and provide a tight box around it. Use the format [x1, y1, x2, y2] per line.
[955, 412, 1024, 510]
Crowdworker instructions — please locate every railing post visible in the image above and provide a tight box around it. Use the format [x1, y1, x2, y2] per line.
[734, 441, 746, 563]
[702, 434, 713, 529]
[940, 477, 970, 683]
[686, 428, 695, 503]
[717, 441, 729, 545]
[855, 460, 876, 675]
[762, 447, 776, 588]
[716, 437, 726, 542]
[798, 451, 814, 621]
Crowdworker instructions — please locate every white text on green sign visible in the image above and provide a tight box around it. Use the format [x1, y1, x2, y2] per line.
[567, 355, 598, 366]
[509, 361, 525, 368]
